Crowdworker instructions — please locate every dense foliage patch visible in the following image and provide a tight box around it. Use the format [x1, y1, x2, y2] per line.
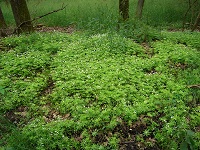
[162, 31, 200, 50]
[0, 32, 199, 150]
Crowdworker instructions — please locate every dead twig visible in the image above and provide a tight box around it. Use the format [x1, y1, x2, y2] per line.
[120, 141, 135, 144]
[188, 84, 200, 88]
[13, 3, 67, 34]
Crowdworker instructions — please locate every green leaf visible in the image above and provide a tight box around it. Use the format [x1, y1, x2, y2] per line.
[0, 86, 5, 95]
[180, 141, 188, 150]
[186, 136, 195, 150]
[186, 130, 195, 137]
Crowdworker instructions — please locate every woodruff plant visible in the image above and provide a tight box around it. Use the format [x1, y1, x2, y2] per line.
[0, 32, 199, 150]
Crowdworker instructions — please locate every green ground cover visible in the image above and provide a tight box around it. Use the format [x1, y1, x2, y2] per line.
[0, 31, 199, 149]
[0, 0, 200, 149]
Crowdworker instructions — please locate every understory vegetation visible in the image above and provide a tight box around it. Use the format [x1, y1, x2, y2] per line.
[0, 0, 200, 149]
[0, 31, 200, 149]
[1, 0, 197, 30]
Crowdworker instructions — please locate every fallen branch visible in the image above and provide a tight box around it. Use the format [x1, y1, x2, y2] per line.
[120, 141, 135, 144]
[188, 84, 200, 89]
[13, 3, 67, 34]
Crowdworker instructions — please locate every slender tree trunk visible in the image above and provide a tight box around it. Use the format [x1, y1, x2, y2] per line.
[0, 6, 7, 28]
[192, 10, 200, 31]
[10, 0, 33, 34]
[0, 6, 7, 37]
[119, 0, 129, 21]
[136, 0, 145, 19]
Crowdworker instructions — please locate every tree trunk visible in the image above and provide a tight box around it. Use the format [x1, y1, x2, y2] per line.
[192, 10, 200, 31]
[0, 6, 7, 37]
[136, 0, 145, 19]
[119, 0, 129, 21]
[0, 6, 7, 28]
[10, 0, 33, 34]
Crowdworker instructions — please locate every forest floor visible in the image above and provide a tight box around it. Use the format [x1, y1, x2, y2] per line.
[0, 26, 200, 150]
